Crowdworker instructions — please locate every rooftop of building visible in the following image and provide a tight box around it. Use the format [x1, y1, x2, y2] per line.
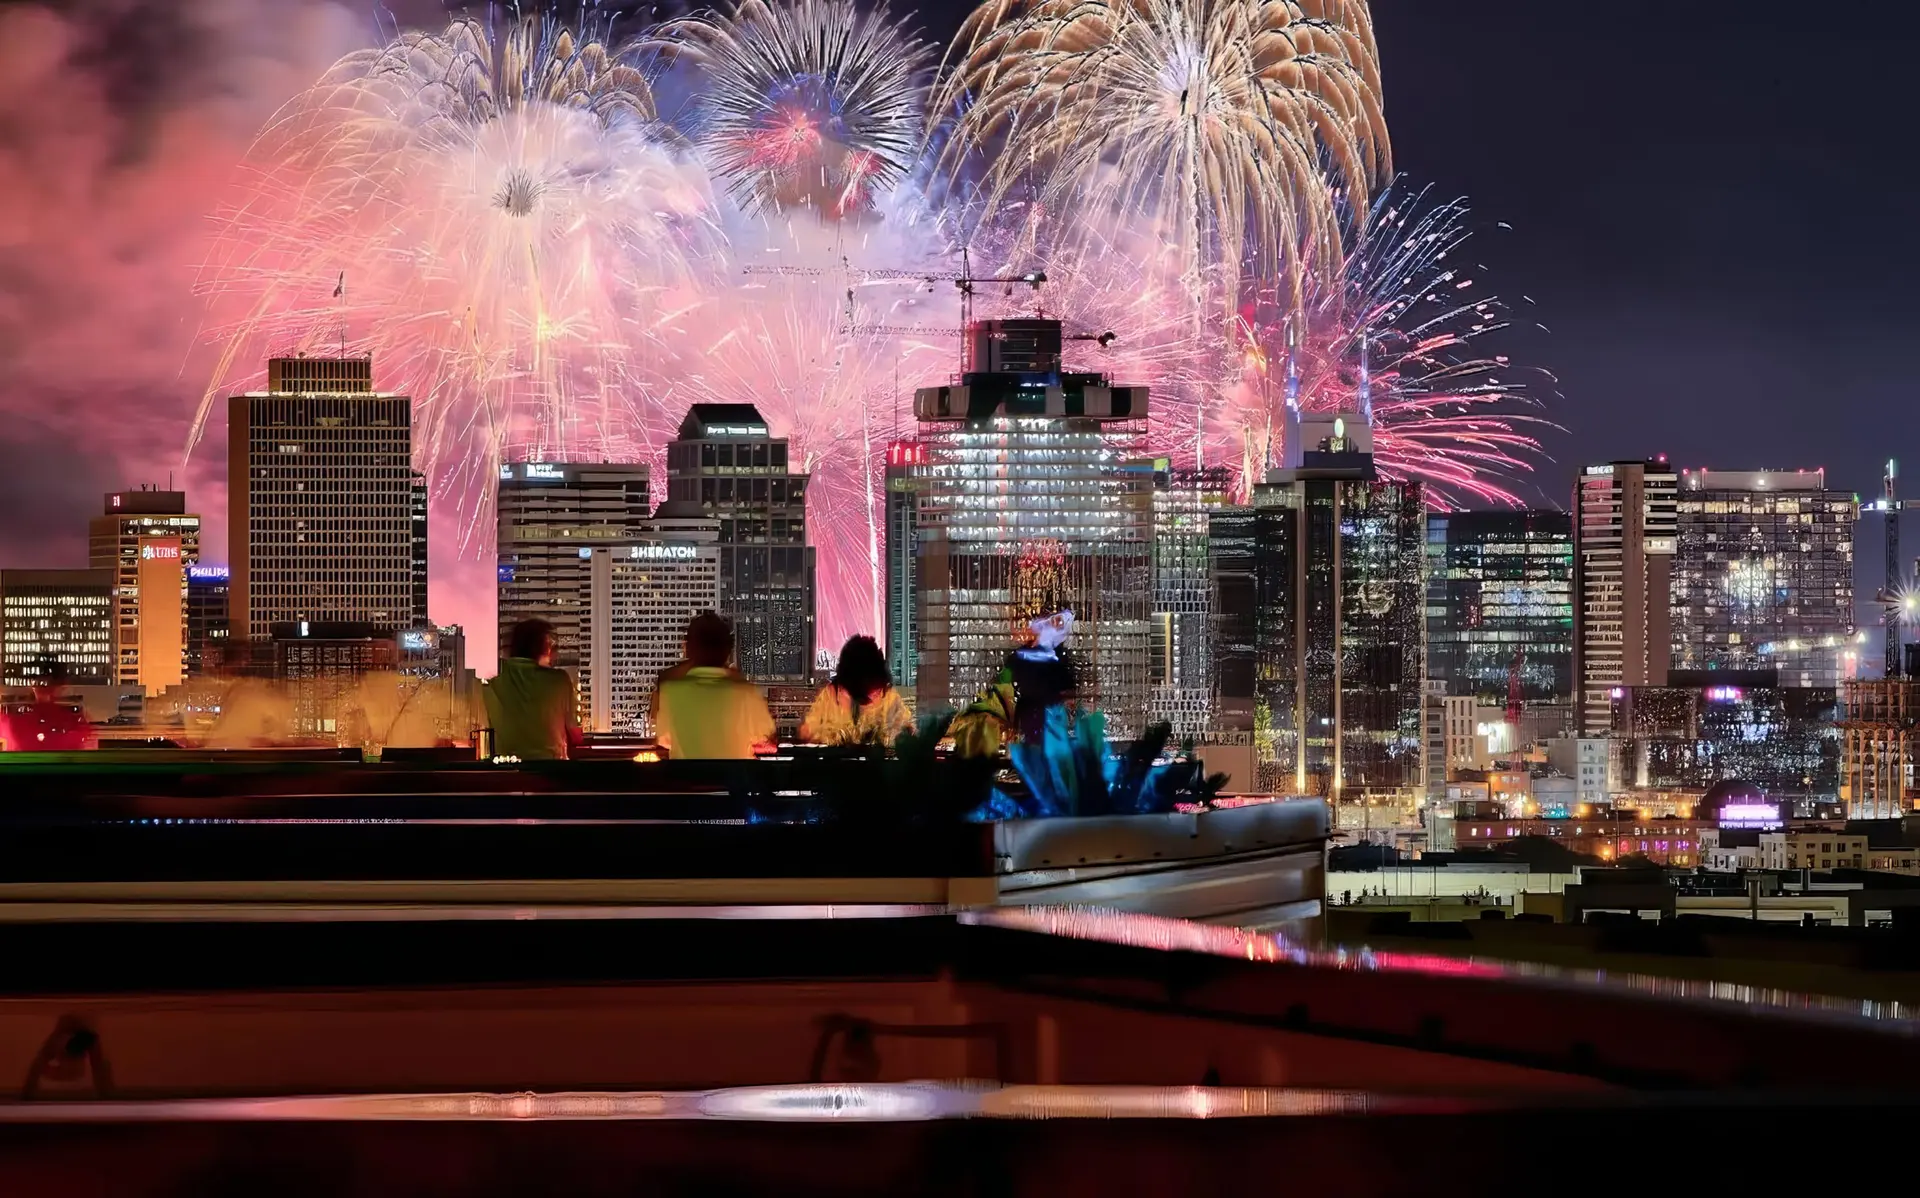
[1679, 467, 1835, 491]
[677, 404, 770, 439]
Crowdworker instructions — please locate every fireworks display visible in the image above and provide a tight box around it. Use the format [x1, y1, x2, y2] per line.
[933, 0, 1390, 313]
[188, 0, 1550, 655]
[654, 0, 933, 220]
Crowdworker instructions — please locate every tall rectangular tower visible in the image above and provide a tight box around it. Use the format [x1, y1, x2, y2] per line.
[88, 489, 200, 696]
[1573, 460, 1678, 736]
[912, 318, 1154, 735]
[1672, 468, 1856, 688]
[1424, 510, 1574, 702]
[228, 357, 420, 641]
[495, 461, 652, 672]
[1209, 414, 1427, 799]
[663, 405, 814, 683]
[883, 441, 926, 693]
[1146, 462, 1232, 738]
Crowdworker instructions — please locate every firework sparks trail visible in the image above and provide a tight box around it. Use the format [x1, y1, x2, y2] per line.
[651, 0, 932, 220]
[933, 0, 1390, 317]
[1233, 181, 1556, 507]
[683, 259, 953, 641]
[190, 14, 720, 532]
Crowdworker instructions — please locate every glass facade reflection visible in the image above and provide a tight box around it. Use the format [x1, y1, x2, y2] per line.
[1610, 671, 1839, 798]
[1425, 511, 1573, 702]
[1672, 469, 1856, 689]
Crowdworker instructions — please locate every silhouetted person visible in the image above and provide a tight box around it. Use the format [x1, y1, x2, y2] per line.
[653, 611, 774, 760]
[801, 635, 911, 747]
[482, 618, 581, 760]
[1006, 609, 1079, 741]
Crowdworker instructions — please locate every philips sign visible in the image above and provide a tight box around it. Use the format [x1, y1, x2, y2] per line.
[187, 565, 230, 581]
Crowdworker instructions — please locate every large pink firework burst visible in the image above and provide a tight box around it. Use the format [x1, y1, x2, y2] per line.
[1238, 183, 1555, 507]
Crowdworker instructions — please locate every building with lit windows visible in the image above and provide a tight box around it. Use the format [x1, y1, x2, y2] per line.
[496, 461, 653, 677]
[1573, 460, 1678, 736]
[1841, 672, 1920, 818]
[1, 569, 116, 688]
[663, 405, 814, 683]
[580, 535, 722, 736]
[883, 442, 926, 693]
[1608, 670, 1839, 801]
[228, 357, 426, 641]
[1425, 510, 1572, 702]
[912, 318, 1153, 734]
[1672, 469, 1856, 689]
[1210, 413, 1426, 802]
[185, 565, 230, 677]
[1142, 463, 1232, 739]
[88, 488, 200, 696]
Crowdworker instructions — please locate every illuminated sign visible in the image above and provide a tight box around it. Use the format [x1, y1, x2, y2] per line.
[399, 629, 434, 651]
[110, 494, 122, 508]
[1584, 465, 1614, 476]
[497, 565, 516, 583]
[1719, 803, 1784, 830]
[522, 463, 566, 480]
[187, 565, 229, 581]
[139, 542, 181, 561]
[499, 466, 513, 480]
[706, 424, 767, 437]
[627, 544, 697, 560]
[885, 442, 928, 468]
[1705, 686, 1744, 702]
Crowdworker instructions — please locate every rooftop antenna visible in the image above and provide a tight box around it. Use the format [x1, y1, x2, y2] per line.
[333, 271, 346, 356]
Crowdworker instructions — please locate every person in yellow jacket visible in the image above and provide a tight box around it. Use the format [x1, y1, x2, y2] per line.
[799, 635, 911, 749]
[654, 611, 776, 760]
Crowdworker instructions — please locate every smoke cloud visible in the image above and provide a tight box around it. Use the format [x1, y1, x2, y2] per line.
[0, 0, 381, 567]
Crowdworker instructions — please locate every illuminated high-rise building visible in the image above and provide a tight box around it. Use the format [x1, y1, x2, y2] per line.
[228, 356, 426, 640]
[1610, 670, 1839, 800]
[1672, 469, 1856, 689]
[496, 461, 652, 674]
[87, 489, 201, 696]
[1573, 460, 1678, 736]
[912, 318, 1153, 734]
[581, 533, 722, 735]
[0, 569, 114, 688]
[1425, 510, 1573, 702]
[1210, 414, 1426, 800]
[185, 565, 230, 676]
[882, 441, 926, 693]
[1145, 462, 1232, 738]
[663, 405, 814, 683]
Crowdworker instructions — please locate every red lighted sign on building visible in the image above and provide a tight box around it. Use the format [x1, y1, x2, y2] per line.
[886, 443, 928, 468]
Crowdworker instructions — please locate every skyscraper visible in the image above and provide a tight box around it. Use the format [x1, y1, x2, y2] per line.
[185, 565, 230, 676]
[88, 489, 201, 696]
[1672, 469, 1856, 688]
[228, 357, 424, 641]
[663, 405, 814, 683]
[0, 569, 114, 688]
[1425, 510, 1574, 702]
[1573, 460, 1678, 736]
[912, 318, 1153, 734]
[496, 461, 652, 673]
[1210, 414, 1426, 799]
[1146, 462, 1232, 738]
[883, 441, 926, 693]
[581, 536, 722, 735]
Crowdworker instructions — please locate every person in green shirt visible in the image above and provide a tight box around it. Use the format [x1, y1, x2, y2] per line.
[481, 619, 582, 760]
[653, 611, 774, 760]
